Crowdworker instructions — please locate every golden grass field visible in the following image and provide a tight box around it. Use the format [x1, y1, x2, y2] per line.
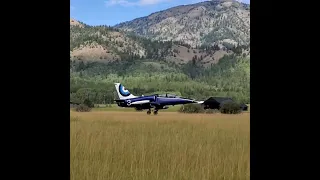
[70, 111, 250, 180]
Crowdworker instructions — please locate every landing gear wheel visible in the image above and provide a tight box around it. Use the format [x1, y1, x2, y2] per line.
[147, 110, 151, 115]
[153, 110, 158, 115]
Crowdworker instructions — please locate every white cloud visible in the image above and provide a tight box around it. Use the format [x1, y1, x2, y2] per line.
[190, 0, 205, 3]
[236, 0, 251, 3]
[105, 0, 171, 7]
[191, 0, 249, 4]
[139, 0, 170, 5]
[105, 0, 135, 7]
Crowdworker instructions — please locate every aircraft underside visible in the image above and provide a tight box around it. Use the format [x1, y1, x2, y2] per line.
[134, 104, 169, 115]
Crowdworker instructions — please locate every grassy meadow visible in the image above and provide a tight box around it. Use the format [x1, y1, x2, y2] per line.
[75, 104, 250, 113]
[90, 104, 183, 112]
[70, 111, 250, 180]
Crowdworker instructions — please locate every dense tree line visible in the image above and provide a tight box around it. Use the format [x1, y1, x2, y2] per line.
[70, 54, 250, 104]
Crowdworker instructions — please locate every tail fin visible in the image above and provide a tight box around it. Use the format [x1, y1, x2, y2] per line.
[114, 83, 136, 100]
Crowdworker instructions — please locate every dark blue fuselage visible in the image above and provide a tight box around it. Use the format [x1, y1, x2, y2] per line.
[156, 97, 195, 106]
[116, 95, 196, 110]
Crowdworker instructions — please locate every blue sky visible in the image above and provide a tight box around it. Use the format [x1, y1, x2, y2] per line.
[70, 0, 250, 26]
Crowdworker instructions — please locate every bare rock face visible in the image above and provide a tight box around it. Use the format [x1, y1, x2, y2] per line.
[70, 18, 84, 28]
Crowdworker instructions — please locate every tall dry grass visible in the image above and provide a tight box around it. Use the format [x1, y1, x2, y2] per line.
[70, 111, 250, 180]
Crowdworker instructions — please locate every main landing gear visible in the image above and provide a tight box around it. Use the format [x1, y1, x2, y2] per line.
[153, 110, 158, 115]
[146, 109, 158, 115]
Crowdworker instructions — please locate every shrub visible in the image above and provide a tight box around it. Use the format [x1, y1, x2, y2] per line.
[204, 109, 219, 114]
[83, 99, 94, 108]
[219, 101, 242, 114]
[75, 104, 92, 112]
[179, 104, 204, 113]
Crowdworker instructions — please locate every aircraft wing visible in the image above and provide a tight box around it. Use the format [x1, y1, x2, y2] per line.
[114, 99, 151, 105]
[131, 100, 150, 105]
[150, 102, 161, 106]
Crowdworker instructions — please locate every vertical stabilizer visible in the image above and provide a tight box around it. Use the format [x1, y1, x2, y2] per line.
[114, 83, 137, 100]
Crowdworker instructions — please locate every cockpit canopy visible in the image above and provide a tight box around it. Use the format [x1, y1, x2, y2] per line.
[158, 94, 179, 98]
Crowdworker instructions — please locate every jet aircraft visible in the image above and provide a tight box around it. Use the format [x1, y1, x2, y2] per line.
[114, 83, 203, 115]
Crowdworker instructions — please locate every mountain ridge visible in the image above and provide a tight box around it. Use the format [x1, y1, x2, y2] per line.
[114, 0, 249, 48]
[70, 18, 249, 66]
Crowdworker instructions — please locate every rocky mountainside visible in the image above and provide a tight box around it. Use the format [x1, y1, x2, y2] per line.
[70, 18, 249, 67]
[70, 19, 146, 62]
[114, 0, 250, 48]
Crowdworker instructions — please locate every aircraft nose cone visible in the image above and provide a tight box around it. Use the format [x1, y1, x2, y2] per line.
[187, 99, 203, 104]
